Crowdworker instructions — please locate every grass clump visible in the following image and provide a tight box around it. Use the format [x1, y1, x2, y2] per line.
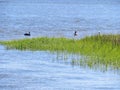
[0, 34, 120, 69]
[0, 37, 79, 52]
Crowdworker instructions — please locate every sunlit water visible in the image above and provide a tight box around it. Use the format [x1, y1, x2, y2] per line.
[0, 0, 120, 90]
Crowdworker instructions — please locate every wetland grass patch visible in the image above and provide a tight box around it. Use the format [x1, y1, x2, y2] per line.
[0, 34, 120, 69]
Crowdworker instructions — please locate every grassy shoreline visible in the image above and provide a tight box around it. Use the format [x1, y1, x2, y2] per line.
[0, 34, 120, 69]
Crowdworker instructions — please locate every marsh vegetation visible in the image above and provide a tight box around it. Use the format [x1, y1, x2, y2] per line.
[0, 34, 120, 70]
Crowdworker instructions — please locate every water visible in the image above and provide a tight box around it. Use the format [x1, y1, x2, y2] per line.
[0, 46, 120, 90]
[0, 0, 120, 90]
[0, 0, 120, 40]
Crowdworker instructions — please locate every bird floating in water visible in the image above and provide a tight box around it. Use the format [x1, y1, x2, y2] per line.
[24, 32, 30, 36]
[74, 31, 77, 36]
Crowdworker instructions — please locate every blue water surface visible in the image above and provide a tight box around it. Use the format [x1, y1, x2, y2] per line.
[0, 0, 120, 40]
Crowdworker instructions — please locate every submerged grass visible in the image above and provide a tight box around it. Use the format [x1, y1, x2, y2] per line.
[0, 34, 120, 69]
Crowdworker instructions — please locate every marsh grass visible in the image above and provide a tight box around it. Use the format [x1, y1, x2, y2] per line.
[0, 34, 120, 69]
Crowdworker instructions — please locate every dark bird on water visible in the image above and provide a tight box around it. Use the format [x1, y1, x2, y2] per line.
[74, 31, 77, 36]
[24, 32, 30, 36]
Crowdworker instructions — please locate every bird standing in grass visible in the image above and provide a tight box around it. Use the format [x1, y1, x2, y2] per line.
[24, 32, 30, 36]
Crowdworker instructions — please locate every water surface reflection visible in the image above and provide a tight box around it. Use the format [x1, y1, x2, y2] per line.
[0, 46, 120, 90]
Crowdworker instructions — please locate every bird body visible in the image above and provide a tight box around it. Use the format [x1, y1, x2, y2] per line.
[24, 32, 30, 36]
[98, 31, 101, 35]
[74, 31, 77, 36]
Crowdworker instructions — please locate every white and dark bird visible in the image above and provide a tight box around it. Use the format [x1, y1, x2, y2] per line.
[74, 31, 77, 36]
[98, 31, 101, 35]
[24, 32, 30, 36]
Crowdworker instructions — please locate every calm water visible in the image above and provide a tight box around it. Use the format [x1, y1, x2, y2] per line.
[0, 0, 120, 90]
[0, 0, 120, 40]
[0, 46, 120, 90]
